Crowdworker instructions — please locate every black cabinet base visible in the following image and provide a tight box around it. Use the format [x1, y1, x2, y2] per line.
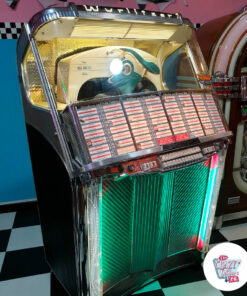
[51, 272, 69, 296]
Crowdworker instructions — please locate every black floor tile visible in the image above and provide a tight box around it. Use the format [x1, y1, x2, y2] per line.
[51, 272, 69, 296]
[0, 201, 37, 214]
[210, 230, 228, 244]
[0, 230, 11, 252]
[222, 218, 247, 228]
[13, 207, 40, 228]
[0, 247, 50, 281]
[158, 264, 205, 288]
[229, 238, 247, 251]
[221, 283, 247, 296]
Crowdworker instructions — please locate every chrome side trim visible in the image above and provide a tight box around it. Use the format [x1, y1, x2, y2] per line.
[28, 6, 78, 37]
[213, 216, 223, 230]
[24, 23, 75, 177]
[201, 152, 226, 252]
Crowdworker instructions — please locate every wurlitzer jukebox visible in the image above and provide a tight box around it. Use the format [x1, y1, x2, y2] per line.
[17, 5, 231, 296]
[197, 7, 247, 225]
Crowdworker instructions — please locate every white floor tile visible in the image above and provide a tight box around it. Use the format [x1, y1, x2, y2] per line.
[163, 280, 224, 296]
[219, 223, 247, 241]
[0, 252, 5, 272]
[7, 225, 43, 251]
[0, 273, 50, 296]
[0, 212, 16, 230]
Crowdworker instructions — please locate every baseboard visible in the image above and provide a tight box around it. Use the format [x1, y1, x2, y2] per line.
[0, 199, 37, 213]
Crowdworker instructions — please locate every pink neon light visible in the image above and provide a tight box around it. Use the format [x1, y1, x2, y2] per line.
[197, 237, 204, 250]
[211, 154, 219, 170]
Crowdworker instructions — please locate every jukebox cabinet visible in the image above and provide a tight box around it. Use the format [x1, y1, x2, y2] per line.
[197, 8, 247, 224]
[17, 5, 231, 296]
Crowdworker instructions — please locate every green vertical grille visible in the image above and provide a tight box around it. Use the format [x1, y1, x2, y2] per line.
[101, 177, 134, 290]
[100, 173, 174, 290]
[131, 173, 174, 272]
[168, 161, 210, 256]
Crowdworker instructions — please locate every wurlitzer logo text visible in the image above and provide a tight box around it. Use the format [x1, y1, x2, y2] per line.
[213, 255, 241, 283]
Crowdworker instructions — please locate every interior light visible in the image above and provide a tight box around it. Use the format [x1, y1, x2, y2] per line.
[109, 58, 123, 75]
[197, 153, 219, 251]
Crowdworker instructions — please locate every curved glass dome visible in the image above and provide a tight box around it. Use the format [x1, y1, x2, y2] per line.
[21, 15, 208, 110]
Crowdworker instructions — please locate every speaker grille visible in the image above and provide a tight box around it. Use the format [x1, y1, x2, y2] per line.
[87, 159, 211, 293]
[168, 162, 210, 256]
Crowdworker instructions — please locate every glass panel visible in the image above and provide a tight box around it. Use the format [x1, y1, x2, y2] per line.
[22, 17, 207, 110]
[22, 47, 46, 107]
[163, 45, 200, 90]
[187, 31, 208, 75]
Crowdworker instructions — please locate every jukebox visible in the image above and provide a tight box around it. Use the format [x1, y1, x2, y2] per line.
[17, 5, 231, 296]
[197, 8, 247, 225]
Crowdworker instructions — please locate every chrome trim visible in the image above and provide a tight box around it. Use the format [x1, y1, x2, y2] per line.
[71, 178, 87, 296]
[198, 132, 232, 143]
[73, 88, 216, 108]
[24, 23, 75, 177]
[28, 6, 78, 37]
[213, 216, 223, 230]
[83, 148, 214, 173]
[159, 146, 201, 162]
[76, 6, 183, 24]
[84, 146, 163, 171]
[200, 151, 227, 252]
[26, 5, 184, 39]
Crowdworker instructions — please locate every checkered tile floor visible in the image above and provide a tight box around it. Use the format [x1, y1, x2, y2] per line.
[0, 23, 22, 39]
[0, 202, 247, 296]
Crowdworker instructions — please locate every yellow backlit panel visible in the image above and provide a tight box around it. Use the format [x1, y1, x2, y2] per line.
[71, 20, 177, 40]
[22, 17, 199, 111]
[71, 20, 131, 38]
[125, 23, 177, 39]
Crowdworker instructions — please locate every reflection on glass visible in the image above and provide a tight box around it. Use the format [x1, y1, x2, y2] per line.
[22, 17, 206, 109]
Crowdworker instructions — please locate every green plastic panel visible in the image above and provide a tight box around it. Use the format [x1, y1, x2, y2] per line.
[100, 173, 175, 290]
[101, 177, 135, 290]
[131, 173, 174, 273]
[88, 160, 211, 293]
[167, 161, 210, 256]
